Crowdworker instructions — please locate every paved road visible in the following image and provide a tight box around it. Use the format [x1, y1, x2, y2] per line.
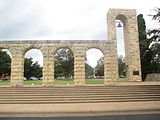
[1, 114, 160, 120]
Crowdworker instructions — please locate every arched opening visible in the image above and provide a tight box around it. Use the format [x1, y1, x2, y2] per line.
[115, 14, 127, 81]
[85, 48, 104, 84]
[53, 48, 74, 85]
[0, 49, 12, 85]
[23, 49, 43, 85]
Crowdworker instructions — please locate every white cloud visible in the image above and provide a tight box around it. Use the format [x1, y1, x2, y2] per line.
[0, 0, 159, 40]
[0, 0, 159, 67]
[24, 49, 43, 66]
[86, 48, 104, 68]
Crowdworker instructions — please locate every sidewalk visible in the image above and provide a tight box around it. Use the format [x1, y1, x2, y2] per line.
[0, 101, 160, 117]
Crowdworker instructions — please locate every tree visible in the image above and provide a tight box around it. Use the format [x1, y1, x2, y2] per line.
[0, 51, 11, 76]
[147, 8, 160, 74]
[95, 57, 104, 76]
[137, 8, 160, 80]
[0, 51, 42, 80]
[24, 58, 42, 80]
[31, 61, 42, 79]
[137, 14, 151, 80]
[85, 63, 94, 76]
[148, 8, 160, 42]
[54, 48, 74, 79]
[118, 56, 126, 76]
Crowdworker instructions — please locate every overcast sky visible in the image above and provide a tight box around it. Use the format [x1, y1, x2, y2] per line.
[0, 0, 159, 67]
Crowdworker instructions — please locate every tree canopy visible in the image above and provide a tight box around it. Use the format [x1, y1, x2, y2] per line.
[85, 63, 94, 76]
[118, 55, 126, 76]
[54, 48, 74, 79]
[24, 58, 42, 80]
[95, 57, 104, 76]
[138, 8, 160, 80]
[0, 51, 11, 76]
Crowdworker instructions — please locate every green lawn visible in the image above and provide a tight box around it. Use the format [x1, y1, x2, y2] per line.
[0, 81, 10, 85]
[0, 78, 128, 85]
[85, 79, 104, 84]
[53, 79, 75, 85]
[24, 80, 42, 85]
[118, 78, 128, 82]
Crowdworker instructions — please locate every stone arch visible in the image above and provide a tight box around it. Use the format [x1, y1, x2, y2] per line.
[85, 47, 105, 84]
[116, 14, 128, 24]
[53, 47, 74, 85]
[22, 46, 44, 57]
[107, 9, 142, 81]
[23, 48, 43, 84]
[0, 47, 6, 50]
[0, 49, 12, 85]
[54, 46, 74, 56]
[115, 14, 129, 78]
[85, 46, 105, 55]
[0, 46, 13, 55]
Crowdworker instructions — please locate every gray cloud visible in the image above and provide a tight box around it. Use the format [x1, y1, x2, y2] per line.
[0, 0, 51, 40]
[90, 30, 107, 40]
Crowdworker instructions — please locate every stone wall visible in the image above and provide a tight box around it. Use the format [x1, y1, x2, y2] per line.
[145, 73, 160, 81]
[0, 40, 113, 86]
[0, 8, 142, 87]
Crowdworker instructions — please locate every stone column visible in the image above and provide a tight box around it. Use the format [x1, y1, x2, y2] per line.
[74, 50, 85, 86]
[106, 11, 119, 83]
[42, 45, 54, 87]
[10, 48, 24, 87]
[104, 43, 118, 84]
[125, 15, 142, 81]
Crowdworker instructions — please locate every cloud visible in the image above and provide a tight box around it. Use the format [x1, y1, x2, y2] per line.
[24, 49, 43, 66]
[86, 48, 104, 68]
[0, 0, 51, 40]
[0, 0, 159, 40]
[0, 0, 159, 67]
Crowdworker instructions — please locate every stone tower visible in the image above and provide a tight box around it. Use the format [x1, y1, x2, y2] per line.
[107, 9, 142, 81]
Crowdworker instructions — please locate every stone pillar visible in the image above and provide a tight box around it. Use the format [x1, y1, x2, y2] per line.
[104, 43, 118, 84]
[10, 48, 23, 87]
[125, 15, 142, 81]
[107, 10, 119, 83]
[42, 45, 54, 87]
[74, 50, 85, 86]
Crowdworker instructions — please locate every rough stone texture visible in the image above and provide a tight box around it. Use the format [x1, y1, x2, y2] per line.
[0, 40, 111, 86]
[145, 73, 160, 81]
[107, 9, 142, 82]
[0, 8, 142, 87]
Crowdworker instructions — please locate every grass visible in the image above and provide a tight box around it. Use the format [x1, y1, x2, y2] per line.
[0, 80, 10, 85]
[118, 78, 128, 82]
[23, 80, 42, 85]
[0, 78, 128, 85]
[53, 79, 75, 85]
[85, 79, 104, 84]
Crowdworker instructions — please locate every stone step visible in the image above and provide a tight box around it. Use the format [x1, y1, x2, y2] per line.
[0, 92, 159, 97]
[0, 93, 160, 98]
[0, 85, 159, 104]
[0, 95, 159, 100]
[0, 98, 159, 104]
[0, 86, 159, 91]
[0, 86, 159, 94]
[0, 85, 159, 89]
[0, 93, 159, 97]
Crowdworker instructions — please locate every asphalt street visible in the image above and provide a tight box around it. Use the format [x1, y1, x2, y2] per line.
[1, 114, 160, 120]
